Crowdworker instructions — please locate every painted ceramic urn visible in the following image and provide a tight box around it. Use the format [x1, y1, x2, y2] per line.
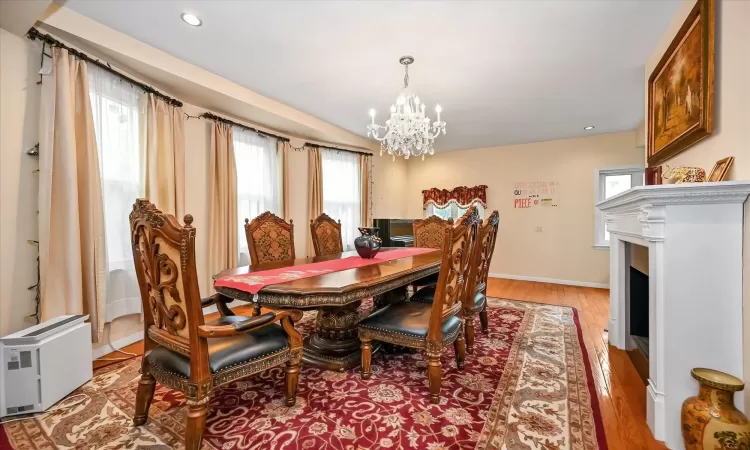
[354, 227, 382, 259]
[681, 368, 750, 449]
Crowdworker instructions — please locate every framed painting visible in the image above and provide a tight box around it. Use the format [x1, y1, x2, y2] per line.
[707, 156, 734, 182]
[647, 0, 715, 167]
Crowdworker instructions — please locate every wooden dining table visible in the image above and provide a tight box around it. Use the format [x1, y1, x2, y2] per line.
[213, 248, 441, 371]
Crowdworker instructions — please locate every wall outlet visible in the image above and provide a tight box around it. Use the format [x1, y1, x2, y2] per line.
[535, 226, 543, 232]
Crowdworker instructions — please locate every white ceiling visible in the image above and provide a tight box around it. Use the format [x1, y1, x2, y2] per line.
[65, 0, 681, 152]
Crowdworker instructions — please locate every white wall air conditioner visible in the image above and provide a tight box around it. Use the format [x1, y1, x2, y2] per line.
[0, 315, 93, 418]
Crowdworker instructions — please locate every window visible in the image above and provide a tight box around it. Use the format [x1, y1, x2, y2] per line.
[594, 166, 644, 247]
[426, 202, 485, 221]
[88, 65, 143, 322]
[322, 149, 360, 251]
[233, 129, 281, 265]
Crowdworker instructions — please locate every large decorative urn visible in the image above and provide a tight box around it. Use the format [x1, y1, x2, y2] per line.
[354, 227, 381, 259]
[681, 368, 750, 449]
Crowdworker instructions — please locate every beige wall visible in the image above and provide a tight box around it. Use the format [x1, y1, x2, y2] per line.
[646, 0, 750, 179]
[0, 29, 41, 336]
[405, 131, 644, 286]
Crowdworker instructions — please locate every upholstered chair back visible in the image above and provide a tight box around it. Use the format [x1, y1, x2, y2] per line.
[244, 212, 296, 266]
[413, 215, 454, 249]
[130, 199, 203, 356]
[310, 213, 344, 257]
[427, 207, 480, 341]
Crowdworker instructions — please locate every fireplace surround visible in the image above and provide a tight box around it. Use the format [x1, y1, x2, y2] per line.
[598, 181, 750, 449]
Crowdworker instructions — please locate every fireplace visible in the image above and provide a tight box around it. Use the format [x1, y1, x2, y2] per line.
[628, 252, 649, 382]
[598, 182, 750, 449]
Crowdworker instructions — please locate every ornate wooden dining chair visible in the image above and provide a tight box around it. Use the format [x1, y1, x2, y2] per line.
[130, 199, 303, 450]
[473, 211, 500, 336]
[412, 215, 455, 287]
[244, 211, 296, 266]
[413, 215, 455, 249]
[310, 213, 344, 257]
[359, 207, 479, 404]
[410, 207, 498, 353]
[457, 210, 500, 352]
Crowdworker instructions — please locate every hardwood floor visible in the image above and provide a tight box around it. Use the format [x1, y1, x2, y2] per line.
[93, 278, 665, 449]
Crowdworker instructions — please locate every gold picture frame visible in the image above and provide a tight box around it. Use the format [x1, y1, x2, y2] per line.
[647, 0, 715, 167]
[707, 157, 734, 182]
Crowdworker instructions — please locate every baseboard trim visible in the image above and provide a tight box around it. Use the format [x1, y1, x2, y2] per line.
[488, 273, 609, 289]
[92, 330, 144, 360]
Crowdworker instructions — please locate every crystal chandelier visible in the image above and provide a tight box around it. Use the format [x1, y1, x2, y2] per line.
[367, 56, 446, 160]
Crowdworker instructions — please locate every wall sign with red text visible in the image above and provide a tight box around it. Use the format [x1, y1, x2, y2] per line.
[513, 181, 560, 209]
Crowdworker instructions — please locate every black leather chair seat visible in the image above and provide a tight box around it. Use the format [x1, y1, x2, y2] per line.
[474, 292, 487, 310]
[359, 301, 460, 339]
[147, 316, 288, 378]
[411, 286, 487, 311]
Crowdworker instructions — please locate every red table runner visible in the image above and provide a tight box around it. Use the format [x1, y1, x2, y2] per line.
[214, 247, 438, 294]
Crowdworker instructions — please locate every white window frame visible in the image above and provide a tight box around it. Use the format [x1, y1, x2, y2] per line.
[594, 165, 644, 249]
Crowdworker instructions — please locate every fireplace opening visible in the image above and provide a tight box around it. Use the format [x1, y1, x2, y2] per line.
[627, 244, 649, 383]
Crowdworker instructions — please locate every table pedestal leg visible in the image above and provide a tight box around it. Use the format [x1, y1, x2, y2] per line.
[303, 301, 370, 371]
[373, 285, 409, 311]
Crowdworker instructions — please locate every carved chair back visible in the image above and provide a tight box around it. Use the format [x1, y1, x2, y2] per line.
[462, 209, 499, 306]
[244, 211, 296, 266]
[427, 207, 480, 343]
[130, 199, 205, 361]
[413, 215, 454, 249]
[476, 211, 500, 294]
[310, 213, 343, 257]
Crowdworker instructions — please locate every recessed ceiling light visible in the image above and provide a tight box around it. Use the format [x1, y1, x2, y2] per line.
[584, 126, 595, 130]
[181, 13, 202, 27]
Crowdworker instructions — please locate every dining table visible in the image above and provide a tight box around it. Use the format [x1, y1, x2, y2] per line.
[213, 247, 441, 371]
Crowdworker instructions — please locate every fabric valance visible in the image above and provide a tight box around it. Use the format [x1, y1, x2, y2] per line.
[422, 185, 488, 209]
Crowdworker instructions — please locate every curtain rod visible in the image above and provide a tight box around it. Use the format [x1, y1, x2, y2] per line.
[26, 27, 183, 107]
[200, 112, 373, 156]
[304, 143, 372, 157]
[199, 112, 290, 142]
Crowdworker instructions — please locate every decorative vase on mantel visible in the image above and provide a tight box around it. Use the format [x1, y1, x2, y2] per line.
[681, 368, 750, 449]
[354, 227, 382, 259]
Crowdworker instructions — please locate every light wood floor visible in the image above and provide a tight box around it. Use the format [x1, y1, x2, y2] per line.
[94, 278, 665, 449]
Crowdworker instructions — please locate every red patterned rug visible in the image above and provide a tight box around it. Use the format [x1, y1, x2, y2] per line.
[0, 299, 607, 450]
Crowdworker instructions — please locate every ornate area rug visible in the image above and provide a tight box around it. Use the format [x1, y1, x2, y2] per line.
[1, 299, 607, 450]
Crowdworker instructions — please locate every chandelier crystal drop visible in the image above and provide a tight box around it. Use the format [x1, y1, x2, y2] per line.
[367, 56, 446, 160]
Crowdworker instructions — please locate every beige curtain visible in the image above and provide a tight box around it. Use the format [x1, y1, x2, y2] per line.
[208, 122, 238, 280]
[141, 94, 185, 218]
[359, 154, 372, 227]
[38, 48, 107, 342]
[279, 140, 291, 220]
[307, 146, 323, 255]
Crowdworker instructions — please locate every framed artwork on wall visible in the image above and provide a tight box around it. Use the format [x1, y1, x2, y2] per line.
[647, 0, 715, 167]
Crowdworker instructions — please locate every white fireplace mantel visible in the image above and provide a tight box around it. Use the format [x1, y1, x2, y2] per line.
[597, 181, 750, 449]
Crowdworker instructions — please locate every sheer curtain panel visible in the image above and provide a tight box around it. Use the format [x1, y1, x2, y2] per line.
[234, 128, 281, 265]
[88, 65, 144, 322]
[38, 48, 107, 342]
[322, 149, 361, 251]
